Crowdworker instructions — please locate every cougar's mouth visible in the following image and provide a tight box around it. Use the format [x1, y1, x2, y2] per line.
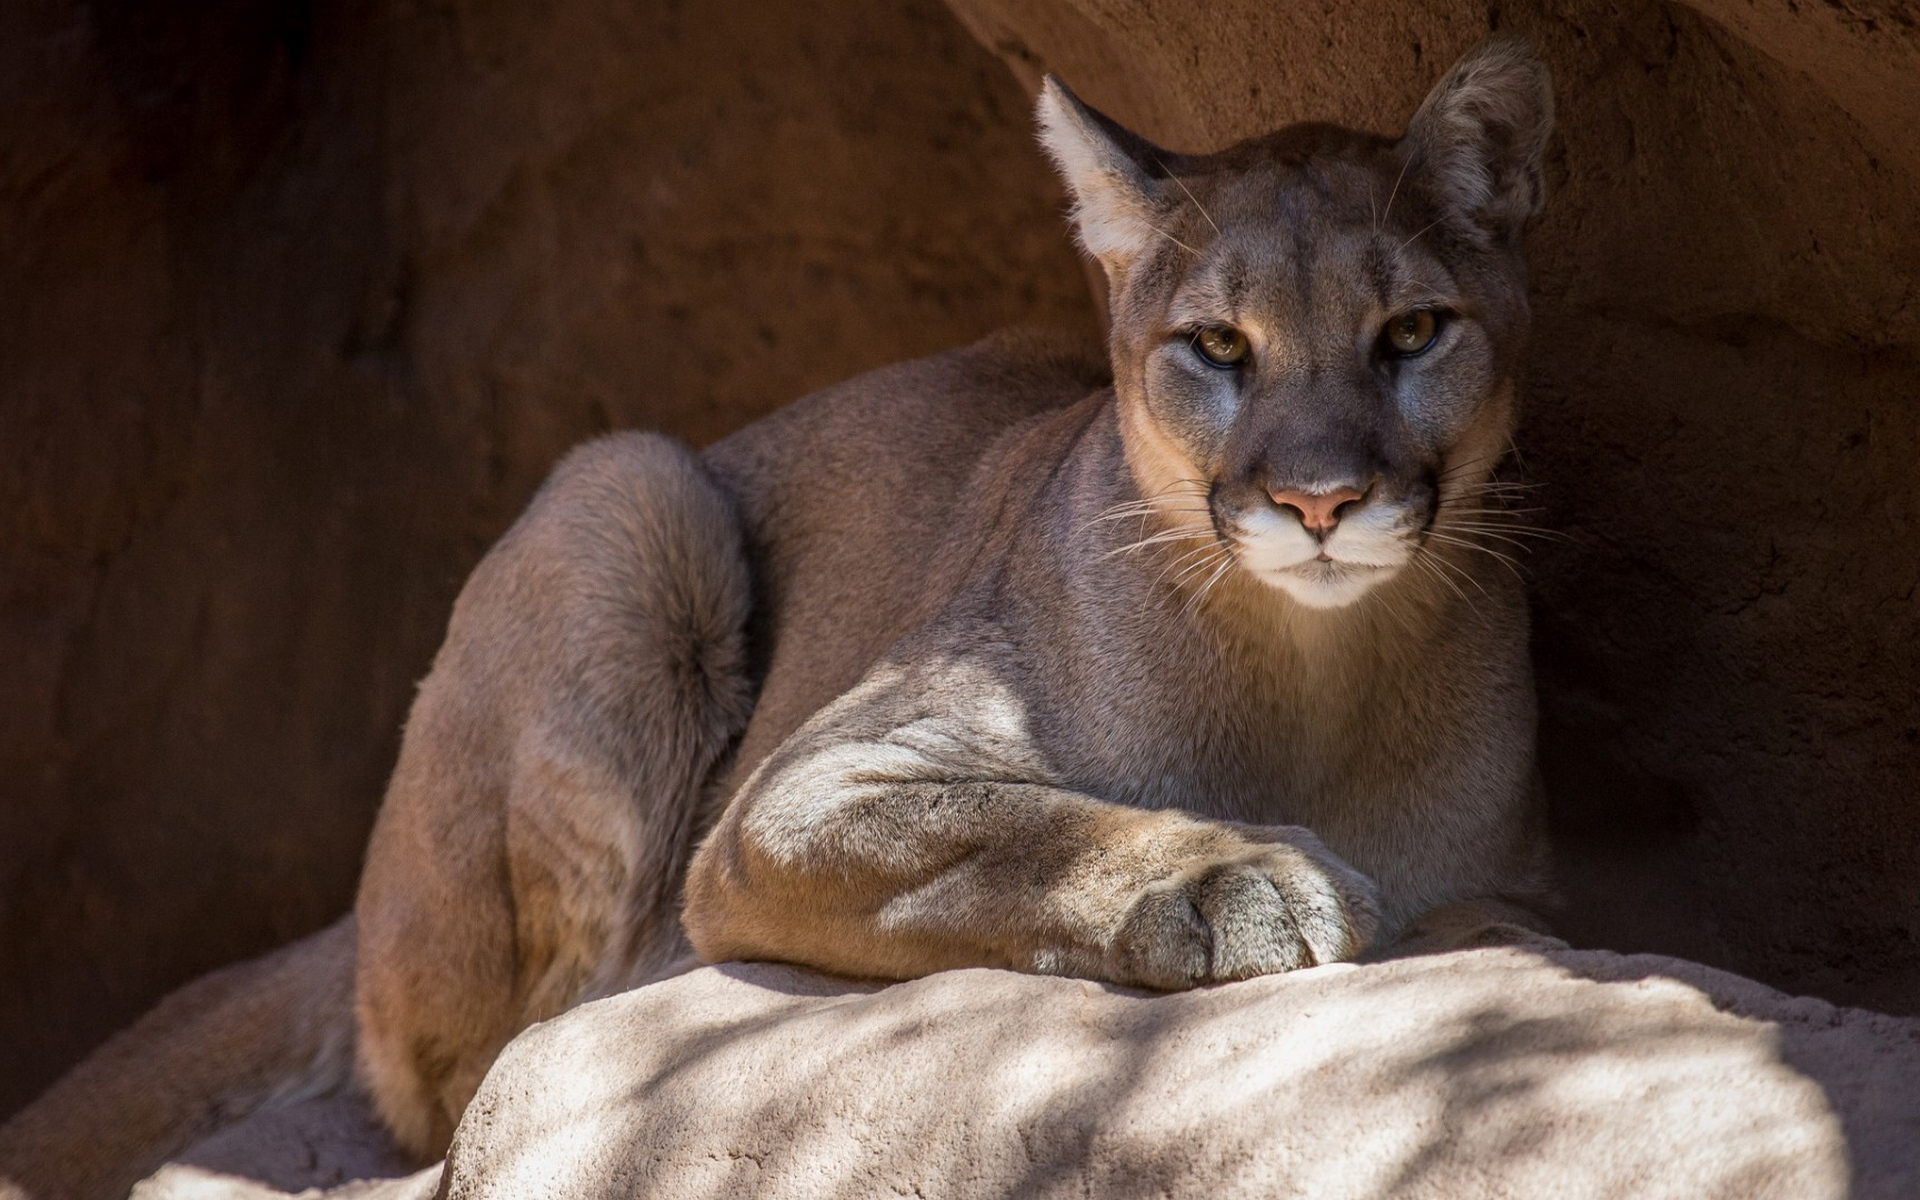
[1216, 500, 1416, 610]
[1263, 557, 1403, 609]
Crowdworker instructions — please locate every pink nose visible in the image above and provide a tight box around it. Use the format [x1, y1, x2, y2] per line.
[1269, 486, 1364, 537]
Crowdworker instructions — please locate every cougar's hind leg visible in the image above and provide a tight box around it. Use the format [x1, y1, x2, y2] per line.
[353, 433, 754, 1158]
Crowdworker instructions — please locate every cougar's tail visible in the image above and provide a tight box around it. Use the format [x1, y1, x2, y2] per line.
[0, 916, 358, 1200]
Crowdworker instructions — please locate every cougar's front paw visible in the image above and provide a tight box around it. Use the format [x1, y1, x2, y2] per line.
[1108, 834, 1381, 990]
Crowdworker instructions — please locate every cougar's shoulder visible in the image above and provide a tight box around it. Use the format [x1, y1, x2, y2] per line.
[703, 325, 1108, 540]
[702, 326, 1110, 780]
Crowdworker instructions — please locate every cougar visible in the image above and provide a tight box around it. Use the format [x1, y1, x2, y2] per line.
[0, 39, 1556, 1198]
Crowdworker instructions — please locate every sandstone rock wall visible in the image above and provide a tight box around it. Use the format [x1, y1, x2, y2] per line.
[945, 0, 1920, 1011]
[0, 0, 1093, 1116]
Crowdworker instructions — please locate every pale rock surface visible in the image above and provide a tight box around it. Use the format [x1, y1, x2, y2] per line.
[129, 1096, 431, 1200]
[123, 948, 1920, 1198]
[419, 948, 1917, 1199]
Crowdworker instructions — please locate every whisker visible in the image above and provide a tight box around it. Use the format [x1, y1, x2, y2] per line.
[1439, 522, 1570, 544]
[1420, 544, 1492, 599]
[1082, 504, 1210, 528]
[1443, 505, 1549, 519]
[1198, 555, 1238, 606]
[1397, 219, 1443, 253]
[1435, 515, 1550, 534]
[1167, 545, 1229, 589]
[1426, 533, 1526, 582]
[1436, 451, 1529, 480]
[1154, 541, 1227, 591]
[1371, 578, 1419, 639]
[1147, 223, 1199, 257]
[1410, 552, 1470, 606]
[1155, 158, 1220, 238]
[1449, 496, 1543, 509]
[1454, 481, 1541, 494]
[1162, 541, 1237, 596]
[1077, 489, 1211, 532]
[1436, 457, 1506, 483]
[1381, 152, 1414, 230]
[1102, 525, 1214, 560]
[1181, 552, 1238, 617]
[1433, 526, 1541, 554]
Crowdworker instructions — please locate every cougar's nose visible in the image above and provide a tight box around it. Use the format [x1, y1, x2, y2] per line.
[1269, 485, 1365, 538]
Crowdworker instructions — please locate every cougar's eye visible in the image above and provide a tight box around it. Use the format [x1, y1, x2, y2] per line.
[1381, 309, 1440, 357]
[1192, 326, 1250, 368]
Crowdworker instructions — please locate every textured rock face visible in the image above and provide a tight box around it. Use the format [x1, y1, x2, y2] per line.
[0, 0, 1093, 1115]
[944, 0, 1920, 1011]
[130, 1096, 429, 1200]
[115, 951, 1920, 1199]
[420, 951, 1919, 1199]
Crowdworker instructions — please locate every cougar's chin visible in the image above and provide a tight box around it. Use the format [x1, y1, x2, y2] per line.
[1256, 559, 1402, 609]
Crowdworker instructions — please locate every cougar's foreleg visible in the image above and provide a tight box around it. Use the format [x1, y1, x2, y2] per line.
[354, 433, 753, 1158]
[683, 644, 1379, 990]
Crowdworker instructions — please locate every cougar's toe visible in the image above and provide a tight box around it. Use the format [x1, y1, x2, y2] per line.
[1110, 880, 1212, 990]
[1194, 864, 1308, 980]
[1269, 848, 1377, 965]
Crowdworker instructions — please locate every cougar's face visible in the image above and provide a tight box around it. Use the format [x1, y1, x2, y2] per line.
[1037, 48, 1549, 610]
[1114, 146, 1528, 610]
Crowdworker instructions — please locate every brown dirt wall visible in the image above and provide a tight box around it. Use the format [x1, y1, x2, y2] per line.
[0, 0, 1095, 1116]
[945, 0, 1920, 1011]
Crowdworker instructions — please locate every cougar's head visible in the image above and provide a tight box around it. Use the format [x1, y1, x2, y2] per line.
[1038, 41, 1553, 610]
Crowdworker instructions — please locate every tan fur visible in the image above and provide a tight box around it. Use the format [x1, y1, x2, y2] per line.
[353, 432, 754, 1155]
[0, 41, 1556, 1194]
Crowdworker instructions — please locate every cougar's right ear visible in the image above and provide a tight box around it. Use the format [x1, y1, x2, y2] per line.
[1035, 78, 1168, 276]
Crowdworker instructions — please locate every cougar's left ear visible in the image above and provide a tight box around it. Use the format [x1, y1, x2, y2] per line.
[1400, 39, 1554, 244]
[1035, 78, 1170, 277]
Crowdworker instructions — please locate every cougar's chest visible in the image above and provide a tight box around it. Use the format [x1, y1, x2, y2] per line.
[1030, 597, 1421, 832]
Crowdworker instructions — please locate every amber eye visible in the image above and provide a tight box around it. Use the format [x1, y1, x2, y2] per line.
[1382, 309, 1440, 357]
[1193, 326, 1250, 368]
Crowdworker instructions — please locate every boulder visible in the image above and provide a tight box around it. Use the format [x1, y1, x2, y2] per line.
[412, 949, 1920, 1199]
